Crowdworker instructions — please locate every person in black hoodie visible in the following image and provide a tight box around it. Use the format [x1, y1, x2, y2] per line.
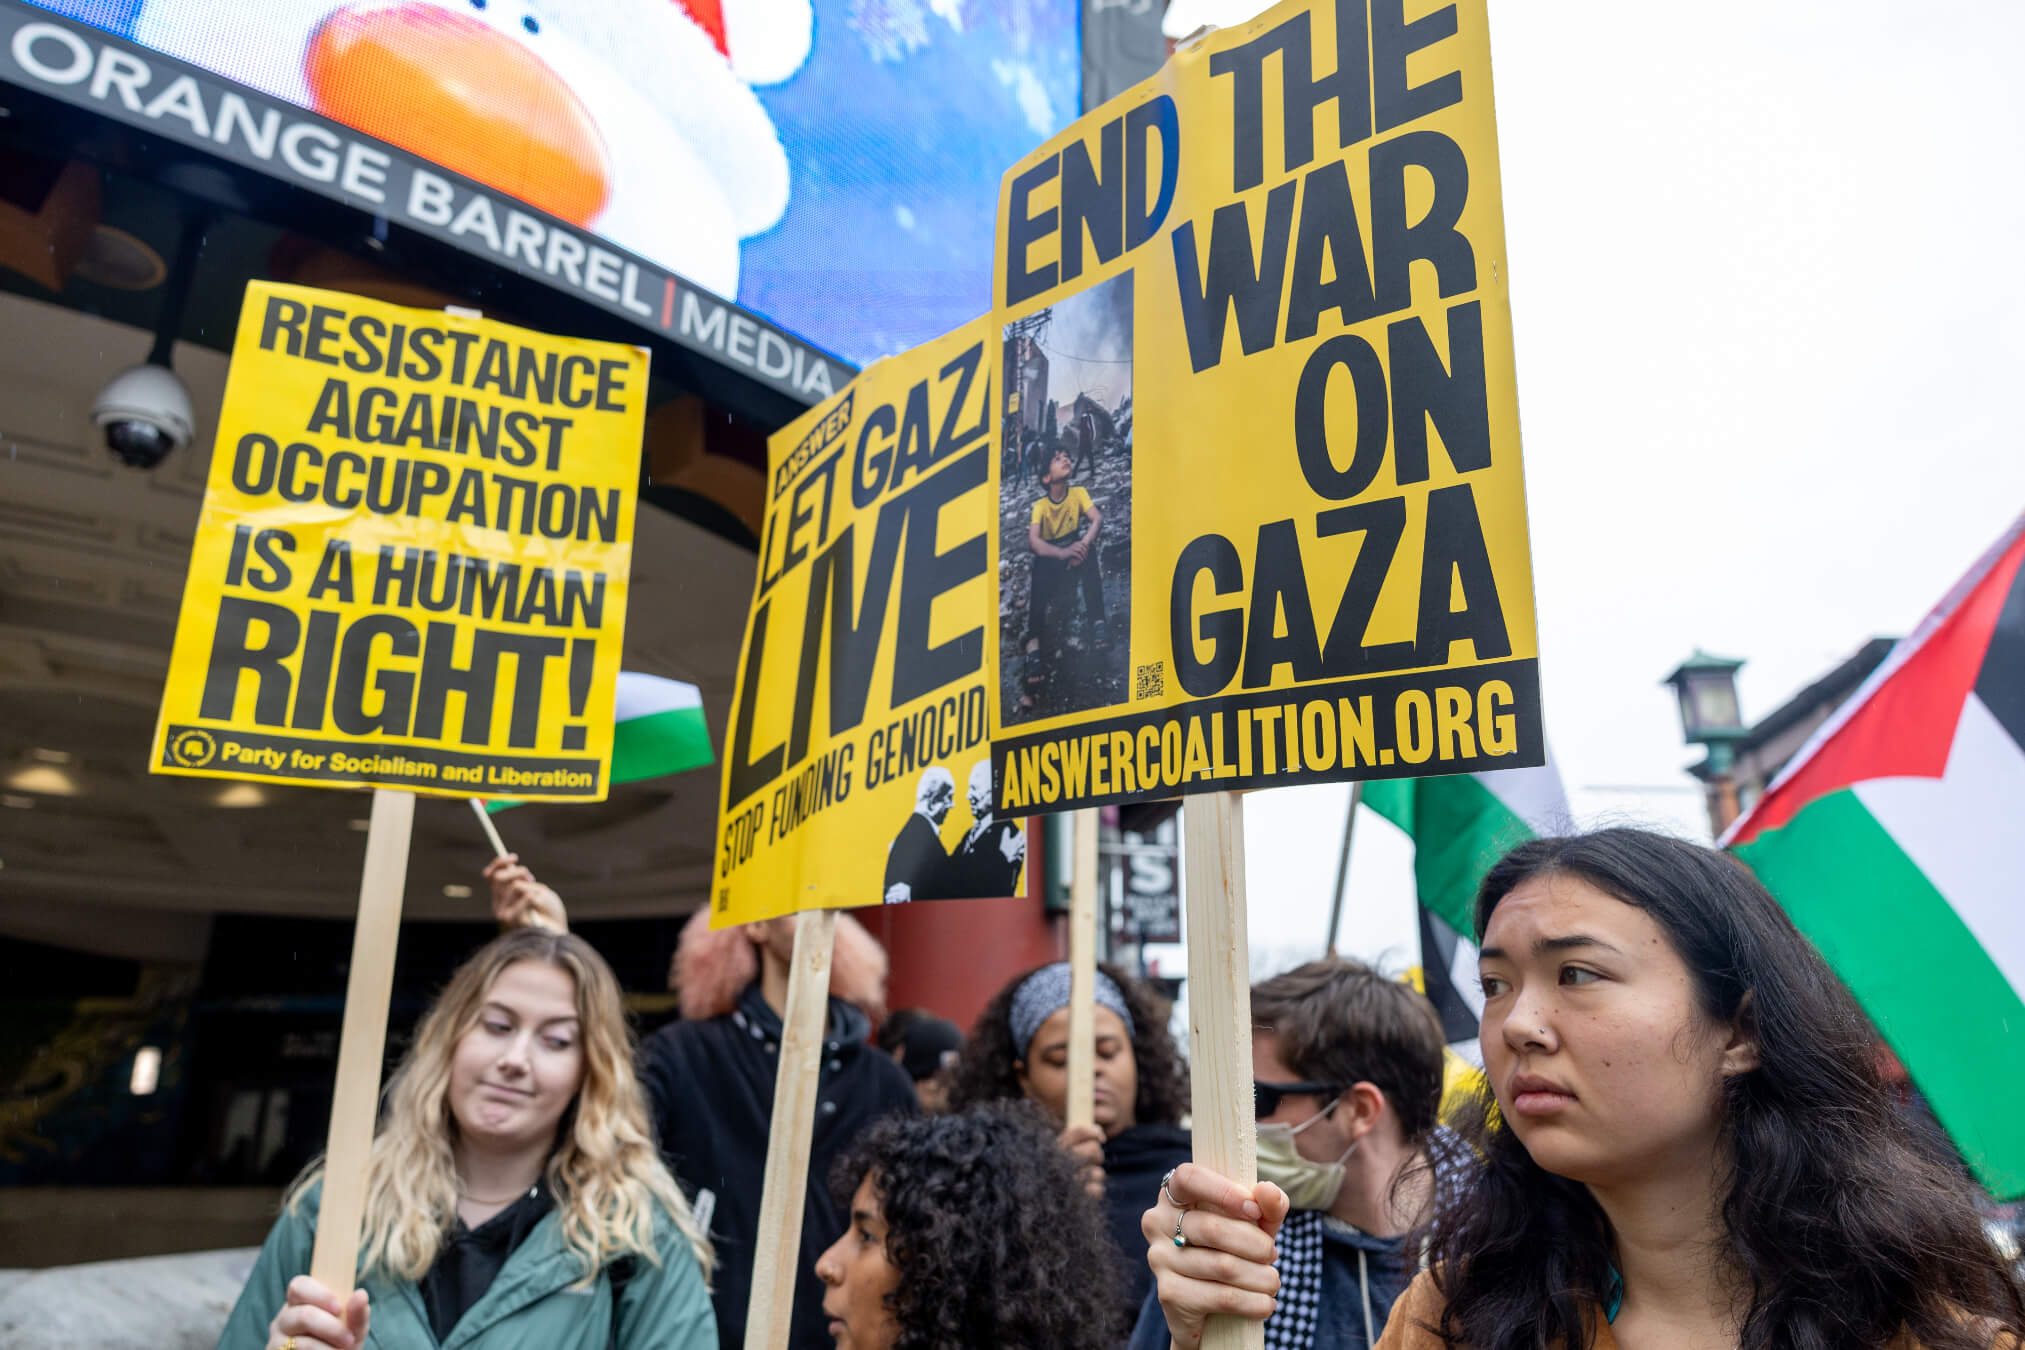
[945, 961, 1191, 1338]
[484, 857, 917, 1350]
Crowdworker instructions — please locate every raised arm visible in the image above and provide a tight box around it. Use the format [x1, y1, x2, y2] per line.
[482, 853, 569, 932]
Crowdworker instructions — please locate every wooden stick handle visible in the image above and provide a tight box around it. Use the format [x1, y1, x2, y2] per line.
[469, 797, 509, 858]
[310, 788, 415, 1297]
[742, 909, 838, 1350]
[1183, 790, 1262, 1350]
[1065, 808, 1100, 1131]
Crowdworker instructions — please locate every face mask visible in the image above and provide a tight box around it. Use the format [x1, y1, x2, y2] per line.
[1255, 1096, 1358, 1212]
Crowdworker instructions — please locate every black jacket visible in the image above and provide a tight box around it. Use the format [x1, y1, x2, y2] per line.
[949, 817, 1025, 898]
[1103, 1123, 1195, 1333]
[638, 982, 917, 1349]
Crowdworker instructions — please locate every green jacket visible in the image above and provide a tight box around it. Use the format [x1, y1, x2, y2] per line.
[216, 1182, 715, 1350]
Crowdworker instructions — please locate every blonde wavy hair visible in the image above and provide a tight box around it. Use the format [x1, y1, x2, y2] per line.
[290, 928, 712, 1286]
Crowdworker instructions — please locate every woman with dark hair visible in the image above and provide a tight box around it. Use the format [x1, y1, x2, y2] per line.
[814, 1102, 1123, 1350]
[947, 961, 1191, 1329]
[1143, 827, 2025, 1349]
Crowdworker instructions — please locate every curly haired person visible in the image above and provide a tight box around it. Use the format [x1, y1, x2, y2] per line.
[815, 1103, 1122, 1350]
[946, 961, 1191, 1332]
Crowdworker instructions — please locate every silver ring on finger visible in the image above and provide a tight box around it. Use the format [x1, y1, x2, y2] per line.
[1160, 1167, 1187, 1211]
[1172, 1210, 1189, 1247]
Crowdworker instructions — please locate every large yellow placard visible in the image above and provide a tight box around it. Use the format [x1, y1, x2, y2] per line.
[988, 0, 1542, 812]
[150, 281, 644, 801]
[714, 316, 1026, 926]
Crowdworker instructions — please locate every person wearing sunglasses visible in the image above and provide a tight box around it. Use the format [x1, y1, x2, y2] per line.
[1129, 958, 1450, 1350]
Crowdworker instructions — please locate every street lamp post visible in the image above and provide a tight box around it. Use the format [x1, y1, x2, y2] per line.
[1663, 650, 1749, 835]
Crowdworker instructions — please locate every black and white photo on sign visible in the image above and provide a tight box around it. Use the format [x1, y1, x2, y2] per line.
[882, 760, 1026, 903]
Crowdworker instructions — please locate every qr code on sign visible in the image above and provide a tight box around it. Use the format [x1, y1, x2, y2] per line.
[1135, 662, 1164, 700]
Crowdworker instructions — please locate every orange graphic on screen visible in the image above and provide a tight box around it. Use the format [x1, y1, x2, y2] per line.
[305, 2, 612, 227]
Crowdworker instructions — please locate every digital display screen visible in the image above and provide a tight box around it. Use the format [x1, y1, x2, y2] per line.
[24, 0, 1080, 367]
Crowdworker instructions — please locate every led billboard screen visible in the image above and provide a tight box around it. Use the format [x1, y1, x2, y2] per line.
[23, 0, 1080, 367]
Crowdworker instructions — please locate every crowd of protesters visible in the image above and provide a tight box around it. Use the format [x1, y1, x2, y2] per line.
[220, 828, 2024, 1350]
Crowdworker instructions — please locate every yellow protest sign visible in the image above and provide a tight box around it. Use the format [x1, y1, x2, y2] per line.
[714, 315, 1026, 926]
[150, 281, 644, 801]
[988, 0, 1542, 813]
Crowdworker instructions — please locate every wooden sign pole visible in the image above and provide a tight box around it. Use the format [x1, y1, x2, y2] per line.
[1182, 790, 1262, 1350]
[309, 787, 416, 1297]
[742, 908, 839, 1350]
[1065, 808, 1100, 1130]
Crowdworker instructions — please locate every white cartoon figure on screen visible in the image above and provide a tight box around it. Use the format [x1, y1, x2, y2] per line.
[134, 0, 812, 296]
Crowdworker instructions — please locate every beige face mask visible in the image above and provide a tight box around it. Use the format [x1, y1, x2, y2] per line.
[1254, 1095, 1358, 1211]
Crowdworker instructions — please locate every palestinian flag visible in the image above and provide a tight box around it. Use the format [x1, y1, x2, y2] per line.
[1724, 515, 2025, 1200]
[1365, 755, 1571, 1056]
[488, 672, 713, 811]
[1364, 754, 1571, 936]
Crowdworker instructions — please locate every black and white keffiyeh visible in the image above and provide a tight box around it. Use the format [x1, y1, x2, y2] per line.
[1261, 1128, 1473, 1350]
[1261, 1209, 1327, 1350]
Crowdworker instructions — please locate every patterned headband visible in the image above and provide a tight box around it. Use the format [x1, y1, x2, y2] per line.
[1008, 962, 1136, 1057]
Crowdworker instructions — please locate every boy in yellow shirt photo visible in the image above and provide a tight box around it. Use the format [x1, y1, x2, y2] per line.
[1021, 447, 1108, 712]
[999, 267, 1135, 724]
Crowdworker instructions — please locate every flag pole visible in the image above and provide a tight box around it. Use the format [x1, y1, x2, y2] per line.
[469, 797, 509, 858]
[1324, 781, 1363, 955]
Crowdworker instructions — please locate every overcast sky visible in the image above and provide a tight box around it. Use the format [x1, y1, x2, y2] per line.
[1142, 0, 2025, 983]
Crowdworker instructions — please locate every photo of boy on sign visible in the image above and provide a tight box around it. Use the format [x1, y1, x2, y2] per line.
[1028, 445, 1108, 666]
[1000, 270, 1135, 724]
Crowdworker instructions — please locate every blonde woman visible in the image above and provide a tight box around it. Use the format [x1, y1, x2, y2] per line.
[484, 857, 916, 1348]
[217, 928, 715, 1350]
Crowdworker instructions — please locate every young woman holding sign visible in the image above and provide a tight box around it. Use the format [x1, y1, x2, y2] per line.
[217, 928, 716, 1350]
[483, 853, 917, 1348]
[1141, 829, 2025, 1350]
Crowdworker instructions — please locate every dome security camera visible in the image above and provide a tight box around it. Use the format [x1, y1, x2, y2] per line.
[92, 363, 195, 470]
